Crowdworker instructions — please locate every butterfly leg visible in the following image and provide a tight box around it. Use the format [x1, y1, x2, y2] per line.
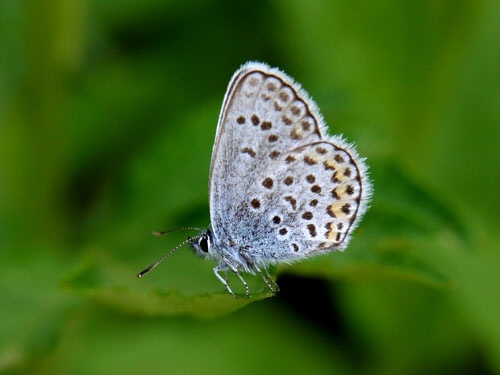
[222, 256, 250, 298]
[213, 265, 235, 298]
[240, 250, 278, 294]
[263, 267, 279, 293]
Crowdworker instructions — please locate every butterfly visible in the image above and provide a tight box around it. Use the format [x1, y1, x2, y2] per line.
[138, 62, 372, 297]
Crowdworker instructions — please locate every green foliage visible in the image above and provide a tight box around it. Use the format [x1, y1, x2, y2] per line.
[1, 1, 500, 374]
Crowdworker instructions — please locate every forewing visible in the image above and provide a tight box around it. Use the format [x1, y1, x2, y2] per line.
[209, 62, 324, 240]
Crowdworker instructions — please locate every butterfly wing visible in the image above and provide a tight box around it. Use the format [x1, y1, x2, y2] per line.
[210, 62, 321, 236]
[209, 62, 371, 262]
[243, 140, 370, 262]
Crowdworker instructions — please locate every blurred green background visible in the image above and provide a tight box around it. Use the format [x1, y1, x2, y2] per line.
[1, 0, 500, 374]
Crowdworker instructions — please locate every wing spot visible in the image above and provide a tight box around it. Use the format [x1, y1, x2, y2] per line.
[301, 120, 311, 131]
[331, 188, 340, 200]
[311, 185, 322, 194]
[325, 222, 336, 241]
[309, 199, 318, 207]
[268, 134, 278, 142]
[306, 174, 316, 183]
[248, 77, 260, 87]
[272, 216, 281, 224]
[267, 82, 277, 91]
[269, 150, 281, 159]
[285, 155, 296, 164]
[279, 228, 288, 235]
[279, 91, 290, 102]
[284, 176, 293, 185]
[292, 243, 299, 252]
[261, 121, 272, 130]
[236, 116, 246, 124]
[302, 212, 313, 220]
[344, 168, 352, 177]
[251, 114, 260, 125]
[262, 177, 274, 189]
[337, 223, 344, 230]
[346, 185, 355, 195]
[304, 155, 317, 165]
[316, 146, 327, 155]
[291, 129, 303, 140]
[282, 116, 293, 125]
[334, 154, 345, 163]
[342, 203, 351, 215]
[274, 102, 284, 111]
[327, 205, 336, 217]
[290, 105, 301, 116]
[251, 199, 261, 209]
[284, 196, 297, 210]
[324, 161, 336, 170]
[307, 224, 317, 237]
[318, 242, 330, 250]
[240, 147, 256, 157]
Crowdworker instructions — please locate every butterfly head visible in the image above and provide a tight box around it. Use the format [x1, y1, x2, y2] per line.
[188, 229, 216, 260]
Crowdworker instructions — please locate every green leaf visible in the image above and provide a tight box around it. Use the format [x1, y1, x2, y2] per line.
[62, 253, 275, 319]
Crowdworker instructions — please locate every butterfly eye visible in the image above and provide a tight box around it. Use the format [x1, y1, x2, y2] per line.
[198, 235, 209, 253]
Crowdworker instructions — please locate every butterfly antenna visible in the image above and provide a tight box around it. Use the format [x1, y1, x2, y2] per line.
[152, 226, 204, 237]
[137, 237, 194, 278]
